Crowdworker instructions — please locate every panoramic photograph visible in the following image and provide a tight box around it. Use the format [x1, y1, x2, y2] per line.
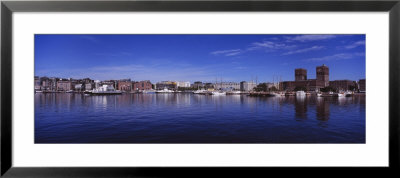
[34, 34, 366, 143]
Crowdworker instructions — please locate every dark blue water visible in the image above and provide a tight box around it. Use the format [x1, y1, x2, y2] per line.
[35, 93, 365, 143]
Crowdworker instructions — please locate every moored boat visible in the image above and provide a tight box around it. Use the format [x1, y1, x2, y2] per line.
[211, 91, 226, 95]
[337, 93, 345, 97]
[193, 89, 206, 94]
[320, 91, 334, 97]
[345, 91, 354, 97]
[155, 88, 174, 93]
[143, 90, 156, 94]
[91, 85, 122, 95]
[285, 92, 295, 96]
[270, 92, 284, 97]
[296, 91, 306, 97]
[84, 90, 92, 94]
[226, 91, 241, 95]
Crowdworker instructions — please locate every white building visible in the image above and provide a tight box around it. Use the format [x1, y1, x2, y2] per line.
[94, 80, 101, 89]
[176, 81, 191, 88]
[75, 84, 84, 91]
[94, 85, 115, 92]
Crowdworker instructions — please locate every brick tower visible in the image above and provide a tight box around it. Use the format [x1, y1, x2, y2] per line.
[316, 64, 329, 87]
[295, 68, 307, 81]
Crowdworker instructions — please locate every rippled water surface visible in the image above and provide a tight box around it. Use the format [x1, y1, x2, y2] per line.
[35, 93, 365, 143]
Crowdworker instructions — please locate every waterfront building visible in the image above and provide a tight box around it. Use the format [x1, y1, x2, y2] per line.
[176, 81, 191, 88]
[192, 81, 204, 89]
[215, 82, 240, 91]
[133, 80, 152, 91]
[102, 80, 117, 89]
[94, 85, 117, 92]
[280, 79, 325, 92]
[82, 78, 94, 84]
[57, 80, 73, 91]
[69, 78, 80, 85]
[49, 77, 58, 91]
[358, 79, 366, 92]
[85, 83, 93, 91]
[39, 77, 48, 90]
[204, 83, 215, 89]
[40, 77, 54, 91]
[280, 65, 329, 91]
[156, 81, 176, 90]
[240, 81, 257, 91]
[40, 77, 59, 91]
[34, 76, 41, 91]
[329, 80, 357, 91]
[118, 81, 132, 92]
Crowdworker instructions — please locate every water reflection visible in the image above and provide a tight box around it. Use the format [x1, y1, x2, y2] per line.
[295, 96, 307, 121]
[35, 93, 366, 143]
[316, 97, 330, 122]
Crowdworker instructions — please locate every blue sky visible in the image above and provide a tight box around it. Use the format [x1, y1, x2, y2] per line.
[35, 34, 365, 83]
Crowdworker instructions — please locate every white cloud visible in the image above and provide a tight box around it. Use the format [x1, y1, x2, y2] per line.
[246, 41, 297, 53]
[249, 41, 295, 50]
[282, 46, 324, 55]
[345, 40, 366, 49]
[306, 52, 365, 62]
[286, 35, 336, 42]
[234, 66, 247, 70]
[209, 35, 337, 57]
[225, 52, 241, 56]
[211, 49, 242, 56]
[252, 41, 280, 48]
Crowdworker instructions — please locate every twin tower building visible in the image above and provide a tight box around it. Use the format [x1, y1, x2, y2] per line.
[280, 65, 330, 91]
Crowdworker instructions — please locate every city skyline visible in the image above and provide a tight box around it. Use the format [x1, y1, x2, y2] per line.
[35, 34, 366, 83]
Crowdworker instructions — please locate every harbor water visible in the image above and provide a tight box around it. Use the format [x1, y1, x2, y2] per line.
[35, 93, 365, 143]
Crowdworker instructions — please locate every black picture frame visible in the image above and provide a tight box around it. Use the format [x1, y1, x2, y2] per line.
[1, 0, 399, 177]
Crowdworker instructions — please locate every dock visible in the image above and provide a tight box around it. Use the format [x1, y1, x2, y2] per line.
[248, 92, 283, 97]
